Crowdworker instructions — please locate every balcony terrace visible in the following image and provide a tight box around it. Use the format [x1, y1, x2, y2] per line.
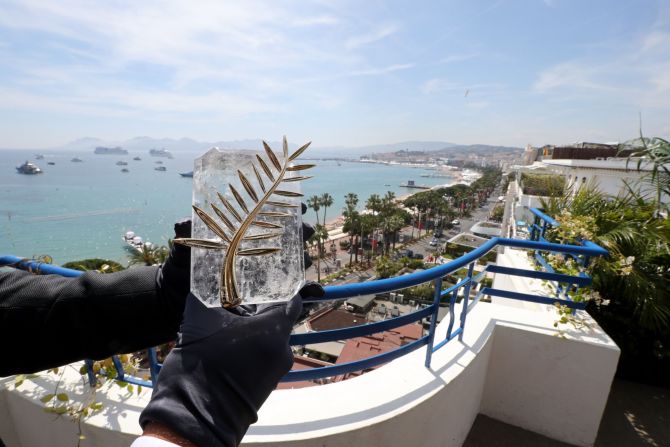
[0, 208, 654, 447]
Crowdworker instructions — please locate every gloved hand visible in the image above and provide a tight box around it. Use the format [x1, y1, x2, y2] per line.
[158, 214, 315, 320]
[139, 283, 324, 447]
[156, 218, 193, 328]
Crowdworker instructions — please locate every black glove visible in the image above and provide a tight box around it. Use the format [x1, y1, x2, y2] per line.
[139, 283, 324, 447]
[301, 202, 315, 269]
[156, 218, 192, 328]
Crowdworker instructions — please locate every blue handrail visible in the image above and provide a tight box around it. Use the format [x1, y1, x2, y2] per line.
[1, 230, 607, 387]
[309, 237, 606, 303]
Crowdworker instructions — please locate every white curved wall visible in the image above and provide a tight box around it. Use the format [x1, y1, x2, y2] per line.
[1, 301, 619, 447]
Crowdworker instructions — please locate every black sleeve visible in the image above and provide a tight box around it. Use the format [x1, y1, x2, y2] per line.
[0, 263, 187, 377]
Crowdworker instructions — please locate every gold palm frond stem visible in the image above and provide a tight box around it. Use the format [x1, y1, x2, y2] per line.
[220, 142, 291, 307]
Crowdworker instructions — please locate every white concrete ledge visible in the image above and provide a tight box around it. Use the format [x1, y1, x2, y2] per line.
[1, 301, 619, 447]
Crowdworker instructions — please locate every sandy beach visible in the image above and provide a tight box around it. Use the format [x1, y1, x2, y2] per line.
[318, 167, 481, 243]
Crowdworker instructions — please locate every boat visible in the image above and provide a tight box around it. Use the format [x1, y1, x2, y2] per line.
[133, 156, 141, 161]
[154, 166, 167, 171]
[16, 161, 43, 174]
[116, 161, 128, 166]
[123, 231, 153, 253]
[71, 157, 83, 162]
[179, 171, 193, 178]
[121, 168, 129, 173]
[95, 146, 128, 155]
[149, 148, 173, 158]
[47, 162, 56, 165]
[155, 160, 163, 164]
[35, 154, 45, 160]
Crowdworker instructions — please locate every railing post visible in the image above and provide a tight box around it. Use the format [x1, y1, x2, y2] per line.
[446, 289, 457, 339]
[458, 262, 475, 342]
[148, 347, 160, 385]
[111, 355, 125, 381]
[424, 277, 442, 368]
[541, 221, 548, 240]
[84, 359, 96, 387]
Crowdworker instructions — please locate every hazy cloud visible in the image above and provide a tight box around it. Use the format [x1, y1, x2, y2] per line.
[345, 24, 399, 50]
[421, 78, 459, 94]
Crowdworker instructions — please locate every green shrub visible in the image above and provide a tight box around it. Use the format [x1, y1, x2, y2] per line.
[62, 259, 125, 273]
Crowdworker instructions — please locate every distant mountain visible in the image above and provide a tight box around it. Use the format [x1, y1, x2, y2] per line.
[58, 137, 298, 153]
[52, 137, 520, 157]
[60, 137, 106, 151]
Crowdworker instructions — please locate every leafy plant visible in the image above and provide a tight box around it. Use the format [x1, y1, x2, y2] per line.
[62, 258, 125, 272]
[127, 243, 169, 267]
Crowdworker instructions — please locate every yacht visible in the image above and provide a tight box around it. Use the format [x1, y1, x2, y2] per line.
[133, 156, 141, 161]
[116, 161, 128, 166]
[179, 171, 193, 178]
[35, 154, 45, 160]
[121, 168, 129, 173]
[149, 148, 173, 159]
[47, 162, 56, 166]
[16, 161, 43, 174]
[154, 166, 167, 171]
[71, 157, 83, 162]
[95, 146, 128, 155]
[123, 231, 153, 253]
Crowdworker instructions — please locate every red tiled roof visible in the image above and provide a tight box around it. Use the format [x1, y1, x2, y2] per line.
[276, 355, 334, 389]
[334, 324, 423, 380]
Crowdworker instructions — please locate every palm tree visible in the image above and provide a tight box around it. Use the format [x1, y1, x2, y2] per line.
[366, 194, 383, 253]
[307, 195, 321, 225]
[343, 210, 360, 265]
[309, 223, 329, 282]
[627, 137, 670, 213]
[388, 214, 406, 251]
[365, 194, 380, 213]
[343, 193, 359, 265]
[540, 184, 670, 333]
[320, 192, 334, 225]
[128, 244, 168, 266]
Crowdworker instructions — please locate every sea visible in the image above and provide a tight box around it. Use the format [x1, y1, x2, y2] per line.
[1, 149, 458, 265]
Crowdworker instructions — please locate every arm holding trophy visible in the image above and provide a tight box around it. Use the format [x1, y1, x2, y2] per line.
[135, 138, 323, 447]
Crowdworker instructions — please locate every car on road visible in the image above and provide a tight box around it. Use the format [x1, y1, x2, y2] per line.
[393, 249, 413, 260]
[412, 253, 424, 260]
[429, 238, 439, 246]
[451, 219, 460, 226]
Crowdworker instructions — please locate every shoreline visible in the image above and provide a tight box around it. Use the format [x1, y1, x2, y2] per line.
[319, 168, 482, 242]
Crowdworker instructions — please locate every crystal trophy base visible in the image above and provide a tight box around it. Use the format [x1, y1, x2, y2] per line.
[183, 140, 311, 308]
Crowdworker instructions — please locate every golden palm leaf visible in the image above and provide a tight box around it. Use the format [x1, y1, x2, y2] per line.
[174, 136, 314, 308]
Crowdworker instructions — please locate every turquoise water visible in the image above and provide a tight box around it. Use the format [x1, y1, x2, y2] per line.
[1, 150, 455, 264]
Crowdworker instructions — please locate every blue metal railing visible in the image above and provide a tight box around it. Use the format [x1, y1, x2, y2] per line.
[526, 207, 592, 301]
[1, 231, 606, 387]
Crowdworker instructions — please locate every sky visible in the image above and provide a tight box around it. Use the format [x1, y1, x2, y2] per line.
[1, 0, 669, 149]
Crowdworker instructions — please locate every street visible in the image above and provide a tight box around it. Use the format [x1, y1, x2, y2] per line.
[305, 186, 504, 283]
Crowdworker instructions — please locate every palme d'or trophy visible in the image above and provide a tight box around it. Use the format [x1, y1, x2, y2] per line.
[174, 137, 314, 308]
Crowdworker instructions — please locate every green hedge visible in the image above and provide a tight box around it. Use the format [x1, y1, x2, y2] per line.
[62, 258, 125, 273]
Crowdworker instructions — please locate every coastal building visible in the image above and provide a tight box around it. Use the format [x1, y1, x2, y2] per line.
[512, 141, 670, 224]
[520, 141, 663, 199]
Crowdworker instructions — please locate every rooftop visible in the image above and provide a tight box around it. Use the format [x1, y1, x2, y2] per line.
[307, 308, 369, 331]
